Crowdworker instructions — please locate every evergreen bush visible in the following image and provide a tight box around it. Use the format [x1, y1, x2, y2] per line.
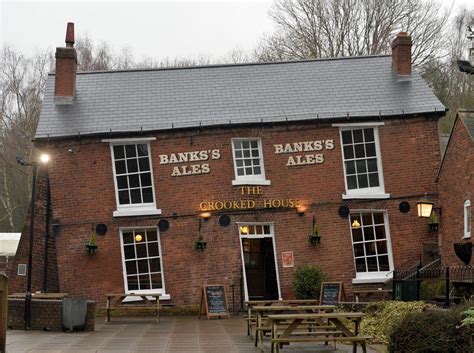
[293, 265, 326, 299]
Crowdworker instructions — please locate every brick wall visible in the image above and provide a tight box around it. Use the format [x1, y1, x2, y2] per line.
[8, 168, 59, 294]
[11, 117, 441, 306]
[8, 298, 95, 331]
[438, 116, 474, 265]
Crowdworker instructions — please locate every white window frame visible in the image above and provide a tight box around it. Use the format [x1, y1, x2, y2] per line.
[464, 200, 471, 239]
[231, 138, 270, 186]
[334, 123, 389, 200]
[105, 138, 161, 217]
[237, 222, 281, 301]
[349, 210, 394, 284]
[17, 264, 27, 276]
[119, 227, 169, 299]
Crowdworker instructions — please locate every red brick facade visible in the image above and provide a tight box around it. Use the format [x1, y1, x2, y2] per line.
[10, 116, 442, 306]
[438, 112, 474, 266]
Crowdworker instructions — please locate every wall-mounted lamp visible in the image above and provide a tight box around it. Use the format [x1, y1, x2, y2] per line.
[417, 196, 434, 218]
[135, 234, 143, 242]
[296, 205, 307, 216]
[200, 212, 211, 220]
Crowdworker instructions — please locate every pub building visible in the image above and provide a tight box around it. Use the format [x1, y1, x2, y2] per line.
[9, 24, 446, 307]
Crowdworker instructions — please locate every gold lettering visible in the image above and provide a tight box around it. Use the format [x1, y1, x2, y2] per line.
[263, 199, 272, 208]
[224, 201, 233, 209]
[215, 201, 224, 210]
[199, 202, 209, 211]
[248, 200, 256, 208]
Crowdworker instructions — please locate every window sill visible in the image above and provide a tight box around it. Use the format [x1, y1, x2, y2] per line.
[342, 193, 390, 200]
[122, 293, 170, 302]
[462, 235, 471, 240]
[113, 208, 162, 217]
[352, 274, 392, 284]
[232, 179, 271, 186]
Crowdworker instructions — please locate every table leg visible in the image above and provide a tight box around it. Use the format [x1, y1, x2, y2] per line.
[156, 297, 160, 324]
[353, 319, 360, 353]
[106, 297, 111, 323]
[247, 308, 251, 336]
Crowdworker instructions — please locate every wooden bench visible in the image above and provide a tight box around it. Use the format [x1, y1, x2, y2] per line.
[245, 299, 320, 337]
[105, 293, 161, 323]
[353, 289, 392, 302]
[268, 312, 370, 353]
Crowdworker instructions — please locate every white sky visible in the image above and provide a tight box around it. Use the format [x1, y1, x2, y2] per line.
[1, 0, 473, 62]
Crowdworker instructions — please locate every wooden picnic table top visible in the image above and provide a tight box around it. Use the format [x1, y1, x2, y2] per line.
[253, 305, 336, 311]
[245, 299, 319, 305]
[105, 293, 161, 298]
[267, 312, 365, 320]
[352, 289, 392, 294]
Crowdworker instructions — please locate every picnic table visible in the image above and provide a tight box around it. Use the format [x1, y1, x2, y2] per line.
[8, 292, 68, 299]
[268, 312, 369, 353]
[253, 305, 336, 351]
[105, 293, 161, 323]
[245, 299, 320, 336]
[353, 289, 392, 302]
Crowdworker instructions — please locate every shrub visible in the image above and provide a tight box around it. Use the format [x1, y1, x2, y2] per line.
[293, 265, 326, 299]
[388, 306, 474, 353]
[461, 306, 474, 327]
[359, 301, 432, 344]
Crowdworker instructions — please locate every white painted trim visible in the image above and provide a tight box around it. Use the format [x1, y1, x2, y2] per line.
[338, 126, 387, 197]
[464, 200, 471, 239]
[348, 210, 395, 282]
[237, 222, 282, 301]
[231, 138, 270, 186]
[332, 122, 385, 127]
[109, 141, 159, 216]
[113, 208, 162, 217]
[17, 264, 27, 276]
[119, 227, 169, 298]
[232, 179, 271, 186]
[102, 137, 156, 143]
[342, 193, 390, 200]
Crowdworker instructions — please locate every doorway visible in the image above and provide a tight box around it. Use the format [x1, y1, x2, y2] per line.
[238, 223, 281, 301]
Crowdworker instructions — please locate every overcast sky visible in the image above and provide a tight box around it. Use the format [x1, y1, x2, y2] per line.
[1, 0, 473, 62]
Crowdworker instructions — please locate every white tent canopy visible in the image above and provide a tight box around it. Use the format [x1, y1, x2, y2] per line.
[0, 233, 21, 257]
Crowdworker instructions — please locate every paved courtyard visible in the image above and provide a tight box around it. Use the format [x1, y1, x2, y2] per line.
[6, 316, 381, 353]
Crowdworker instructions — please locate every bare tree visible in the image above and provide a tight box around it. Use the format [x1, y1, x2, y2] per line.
[256, 0, 450, 66]
[0, 46, 50, 231]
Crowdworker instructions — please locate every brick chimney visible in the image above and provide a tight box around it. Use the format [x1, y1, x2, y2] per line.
[54, 23, 77, 104]
[391, 32, 412, 76]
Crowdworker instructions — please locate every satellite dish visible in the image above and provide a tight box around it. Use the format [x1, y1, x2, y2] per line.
[158, 219, 170, 232]
[95, 224, 107, 236]
[218, 215, 231, 227]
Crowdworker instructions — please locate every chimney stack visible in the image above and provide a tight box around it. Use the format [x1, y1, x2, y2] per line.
[55, 23, 77, 104]
[391, 32, 412, 76]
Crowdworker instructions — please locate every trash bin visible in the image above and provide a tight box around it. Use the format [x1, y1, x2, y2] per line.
[62, 298, 87, 331]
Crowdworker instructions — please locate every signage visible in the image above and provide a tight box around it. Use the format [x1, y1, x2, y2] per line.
[320, 282, 344, 305]
[282, 251, 294, 268]
[199, 285, 229, 319]
[274, 140, 335, 167]
[159, 149, 221, 177]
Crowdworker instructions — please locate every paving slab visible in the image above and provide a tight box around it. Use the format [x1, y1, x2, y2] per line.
[5, 316, 383, 352]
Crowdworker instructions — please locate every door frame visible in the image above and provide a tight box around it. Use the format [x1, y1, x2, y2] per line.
[237, 222, 282, 302]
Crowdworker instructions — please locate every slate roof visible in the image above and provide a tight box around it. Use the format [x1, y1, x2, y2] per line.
[35, 55, 445, 139]
[460, 111, 474, 140]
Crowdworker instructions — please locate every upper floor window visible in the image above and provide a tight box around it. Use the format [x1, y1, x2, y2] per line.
[349, 211, 394, 283]
[338, 125, 388, 199]
[464, 200, 471, 238]
[105, 138, 161, 217]
[231, 138, 270, 185]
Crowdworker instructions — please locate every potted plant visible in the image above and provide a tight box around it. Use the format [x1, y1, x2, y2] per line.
[85, 232, 98, 254]
[309, 216, 321, 245]
[428, 212, 439, 231]
[194, 234, 207, 252]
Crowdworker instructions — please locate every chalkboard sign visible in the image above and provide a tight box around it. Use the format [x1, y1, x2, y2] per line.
[320, 282, 344, 305]
[199, 285, 229, 319]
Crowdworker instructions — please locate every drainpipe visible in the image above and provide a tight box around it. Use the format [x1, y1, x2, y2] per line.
[42, 175, 51, 292]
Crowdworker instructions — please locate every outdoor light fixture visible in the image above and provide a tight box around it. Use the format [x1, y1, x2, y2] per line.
[200, 212, 211, 220]
[240, 225, 249, 234]
[417, 196, 434, 218]
[296, 205, 307, 216]
[352, 219, 361, 229]
[15, 153, 50, 330]
[135, 234, 143, 242]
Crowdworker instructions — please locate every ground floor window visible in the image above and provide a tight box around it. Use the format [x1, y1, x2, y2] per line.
[120, 227, 166, 294]
[349, 211, 393, 283]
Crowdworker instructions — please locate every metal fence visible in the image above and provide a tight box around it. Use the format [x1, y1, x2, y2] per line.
[393, 261, 474, 307]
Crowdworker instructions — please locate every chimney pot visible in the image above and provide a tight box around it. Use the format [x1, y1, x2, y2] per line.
[55, 23, 77, 104]
[65, 22, 75, 47]
[391, 32, 412, 76]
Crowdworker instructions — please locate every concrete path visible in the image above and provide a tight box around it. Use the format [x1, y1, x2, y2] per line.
[6, 316, 382, 353]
